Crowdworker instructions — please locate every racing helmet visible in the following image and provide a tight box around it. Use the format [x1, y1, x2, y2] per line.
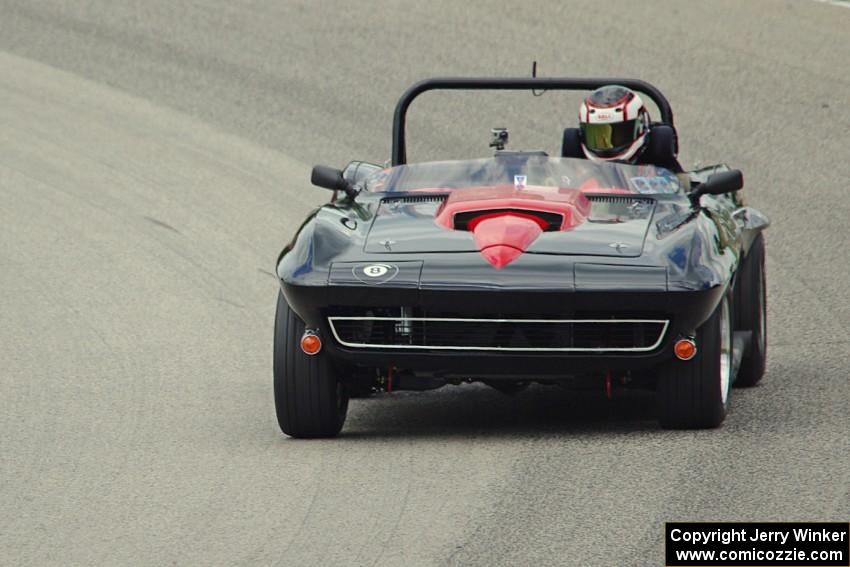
[579, 85, 650, 163]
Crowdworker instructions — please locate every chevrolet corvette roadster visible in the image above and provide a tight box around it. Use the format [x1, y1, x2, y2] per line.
[274, 77, 769, 437]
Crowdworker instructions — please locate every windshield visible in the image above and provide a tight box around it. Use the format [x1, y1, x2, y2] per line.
[366, 155, 682, 195]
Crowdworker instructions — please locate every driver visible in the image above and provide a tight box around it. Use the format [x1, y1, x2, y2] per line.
[578, 85, 682, 173]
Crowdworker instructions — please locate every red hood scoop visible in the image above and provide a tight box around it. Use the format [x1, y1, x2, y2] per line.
[470, 213, 546, 268]
[434, 185, 590, 268]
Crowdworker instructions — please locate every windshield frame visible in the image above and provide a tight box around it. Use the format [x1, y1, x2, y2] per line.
[365, 156, 683, 196]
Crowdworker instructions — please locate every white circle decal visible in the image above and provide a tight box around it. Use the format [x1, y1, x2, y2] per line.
[362, 264, 389, 278]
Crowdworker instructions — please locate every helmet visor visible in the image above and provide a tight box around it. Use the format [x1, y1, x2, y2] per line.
[581, 120, 638, 158]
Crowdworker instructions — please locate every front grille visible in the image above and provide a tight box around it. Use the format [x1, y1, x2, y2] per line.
[327, 316, 668, 352]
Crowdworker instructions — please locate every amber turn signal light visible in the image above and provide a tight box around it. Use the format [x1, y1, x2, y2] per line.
[673, 338, 697, 361]
[300, 332, 322, 355]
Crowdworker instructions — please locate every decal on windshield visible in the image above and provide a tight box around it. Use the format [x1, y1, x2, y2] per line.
[628, 175, 679, 194]
[514, 175, 527, 190]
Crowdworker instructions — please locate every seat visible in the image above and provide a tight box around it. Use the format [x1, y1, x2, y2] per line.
[641, 123, 682, 173]
[561, 128, 584, 158]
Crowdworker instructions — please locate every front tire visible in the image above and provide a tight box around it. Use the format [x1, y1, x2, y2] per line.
[274, 292, 348, 438]
[657, 294, 733, 429]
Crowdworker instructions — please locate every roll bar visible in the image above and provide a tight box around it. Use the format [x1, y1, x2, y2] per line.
[391, 77, 674, 166]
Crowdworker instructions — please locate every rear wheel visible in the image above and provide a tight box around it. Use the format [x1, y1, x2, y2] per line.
[734, 233, 767, 387]
[274, 292, 348, 438]
[657, 294, 732, 429]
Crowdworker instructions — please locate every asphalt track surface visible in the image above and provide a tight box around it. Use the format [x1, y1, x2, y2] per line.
[1, 2, 849, 565]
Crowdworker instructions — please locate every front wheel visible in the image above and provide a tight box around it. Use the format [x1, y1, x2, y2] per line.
[657, 294, 733, 429]
[273, 292, 348, 438]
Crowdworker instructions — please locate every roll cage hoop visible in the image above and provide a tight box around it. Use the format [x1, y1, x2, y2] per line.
[391, 77, 674, 166]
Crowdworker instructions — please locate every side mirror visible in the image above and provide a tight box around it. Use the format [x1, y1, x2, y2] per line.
[311, 165, 357, 199]
[691, 170, 743, 204]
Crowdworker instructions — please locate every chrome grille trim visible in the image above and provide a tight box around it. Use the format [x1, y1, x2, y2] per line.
[327, 316, 669, 352]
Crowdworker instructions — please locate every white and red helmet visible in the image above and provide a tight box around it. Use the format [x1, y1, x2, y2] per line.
[579, 85, 650, 163]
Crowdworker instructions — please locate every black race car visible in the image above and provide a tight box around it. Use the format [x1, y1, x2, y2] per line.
[274, 77, 769, 438]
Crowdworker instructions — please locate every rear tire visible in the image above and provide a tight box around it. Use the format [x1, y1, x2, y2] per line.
[734, 233, 767, 387]
[274, 292, 348, 438]
[657, 294, 732, 429]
